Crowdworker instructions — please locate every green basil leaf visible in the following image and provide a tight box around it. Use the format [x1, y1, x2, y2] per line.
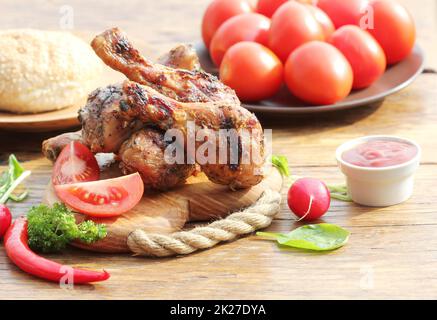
[327, 184, 352, 202]
[0, 171, 9, 186]
[271, 155, 290, 177]
[280, 224, 349, 251]
[9, 190, 29, 202]
[0, 155, 30, 204]
[8, 154, 24, 179]
[0, 172, 11, 194]
[257, 223, 350, 251]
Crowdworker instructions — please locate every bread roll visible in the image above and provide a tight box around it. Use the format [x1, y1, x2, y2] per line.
[0, 29, 103, 114]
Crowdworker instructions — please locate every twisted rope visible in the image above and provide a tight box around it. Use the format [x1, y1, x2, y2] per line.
[127, 189, 282, 257]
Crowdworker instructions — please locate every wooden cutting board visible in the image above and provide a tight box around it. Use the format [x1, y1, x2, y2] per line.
[43, 165, 283, 253]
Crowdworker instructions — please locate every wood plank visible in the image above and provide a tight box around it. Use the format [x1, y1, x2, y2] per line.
[1, 162, 437, 299]
[2, 222, 437, 299]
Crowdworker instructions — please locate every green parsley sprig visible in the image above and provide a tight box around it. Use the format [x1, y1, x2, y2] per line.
[27, 203, 107, 253]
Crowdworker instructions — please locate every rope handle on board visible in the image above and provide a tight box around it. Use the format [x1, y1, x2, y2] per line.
[127, 189, 282, 257]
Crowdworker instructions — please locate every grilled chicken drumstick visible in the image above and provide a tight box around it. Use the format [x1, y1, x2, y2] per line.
[118, 129, 196, 190]
[157, 44, 201, 72]
[43, 28, 265, 190]
[42, 42, 202, 162]
[42, 44, 200, 190]
[79, 81, 264, 190]
[91, 27, 237, 104]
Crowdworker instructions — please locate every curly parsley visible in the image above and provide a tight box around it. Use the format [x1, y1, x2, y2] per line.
[27, 203, 107, 253]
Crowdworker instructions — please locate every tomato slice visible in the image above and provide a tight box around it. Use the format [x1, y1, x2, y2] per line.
[54, 173, 144, 217]
[52, 141, 100, 185]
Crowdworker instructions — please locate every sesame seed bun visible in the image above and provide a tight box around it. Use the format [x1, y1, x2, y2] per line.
[0, 29, 103, 114]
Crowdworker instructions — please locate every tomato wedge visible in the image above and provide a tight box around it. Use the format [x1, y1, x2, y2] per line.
[52, 141, 99, 185]
[54, 173, 144, 217]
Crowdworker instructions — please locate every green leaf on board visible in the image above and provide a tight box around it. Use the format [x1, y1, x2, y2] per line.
[0, 155, 31, 204]
[327, 184, 352, 202]
[271, 155, 290, 177]
[257, 223, 350, 251]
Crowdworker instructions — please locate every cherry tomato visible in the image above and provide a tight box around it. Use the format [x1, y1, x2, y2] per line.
[202, 0, 253, 49]
[256, 0, 315, 18]
[330, 25, 386, 89]
[366, 0, 416, 65]
[269, 1, 324, 62]
[52, 141, 99, 185]
[317, 0, 369, 28]
[0, 204, 12, 239]
[210, 13, 270, 67]
[305, 5, 335, 40]
[256, 0, 288, 18]
[220, 42, 283, 102]
[284, 41, 353, 105]
[54, 173, 144, 217]
[287, 178, 331, 221]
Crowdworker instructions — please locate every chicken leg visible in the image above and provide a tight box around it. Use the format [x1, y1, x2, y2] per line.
[91, 27, 237, 104]
[79, 81, 264, 189]
[43, 29, 265, 190]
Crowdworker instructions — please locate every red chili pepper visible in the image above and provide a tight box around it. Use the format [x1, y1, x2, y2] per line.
[4, 216, 110, 284]
[0, 204, 12, 239]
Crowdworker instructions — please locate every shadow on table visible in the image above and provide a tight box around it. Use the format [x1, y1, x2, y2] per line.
[0, 127, 81, 163]
[257, 100, 383, 130]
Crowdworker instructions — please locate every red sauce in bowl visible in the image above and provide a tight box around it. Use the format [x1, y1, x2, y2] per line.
[342, 139, 418, 168]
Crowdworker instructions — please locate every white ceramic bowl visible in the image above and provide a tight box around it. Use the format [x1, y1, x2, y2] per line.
[336, 135, 421, 207]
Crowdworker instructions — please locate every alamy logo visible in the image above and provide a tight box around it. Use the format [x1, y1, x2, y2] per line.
[162, 121, 272, 173]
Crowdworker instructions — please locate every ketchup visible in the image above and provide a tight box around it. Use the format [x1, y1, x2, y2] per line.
[342, 139, 418, 168]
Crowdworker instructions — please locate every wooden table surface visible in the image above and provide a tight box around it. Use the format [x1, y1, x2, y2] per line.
[1, 0, 437, 300]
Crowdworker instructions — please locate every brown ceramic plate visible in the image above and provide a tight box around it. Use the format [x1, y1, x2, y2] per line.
[196, 43, 425, 114]
[0, 104, 83, 132]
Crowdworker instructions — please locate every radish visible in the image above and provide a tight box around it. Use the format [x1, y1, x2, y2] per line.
[287, 178, 331, 221]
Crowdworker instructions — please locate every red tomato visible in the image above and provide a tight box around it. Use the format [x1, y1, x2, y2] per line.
[330, 25, 386, 89]
[317, 0, 369, 28]
[220, 42, 283, 102]
[202, 0, 253, 49]
[54, 173, 144, 217]
[305, 5, 335, 40]
[288, 178, 331, 221]
[210, 13, 270, 66]
[366, 0, 416, 65]
[0, 204, 12, 239]
[269, 1, 324, 62]
[256, 0, 288, 18]
[284, 41, 353, 105]
[256, 0, 314, 18]
[52, 141, 99, 185]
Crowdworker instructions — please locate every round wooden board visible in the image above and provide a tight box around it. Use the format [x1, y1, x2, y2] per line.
[43, 167, 283, 253]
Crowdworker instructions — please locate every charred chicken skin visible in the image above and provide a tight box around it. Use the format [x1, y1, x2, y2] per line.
[91, 27, 238, 104]
[157, 44, 201, 72]
[79, 81, 264, 189]
[118, 129, 196, 190]
[42, 28, 265, 190]
[42, 41, 201, 162]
